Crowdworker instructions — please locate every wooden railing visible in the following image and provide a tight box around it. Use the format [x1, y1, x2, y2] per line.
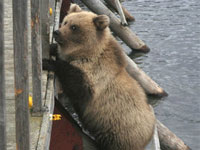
[31, 0, 44, 115]
[13, 0, 30, 149]
[0, 0, 61, 149]
[0, 0, 6, 149]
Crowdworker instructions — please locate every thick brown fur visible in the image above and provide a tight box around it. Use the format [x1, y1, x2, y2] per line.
[45, 4, 156, 150]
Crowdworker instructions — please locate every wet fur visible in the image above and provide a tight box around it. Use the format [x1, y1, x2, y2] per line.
[43, 4, 155, 150]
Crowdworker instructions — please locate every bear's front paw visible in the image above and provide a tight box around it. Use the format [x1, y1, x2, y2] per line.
[50, 43, 58, 57]
[42, 59, 55, 71]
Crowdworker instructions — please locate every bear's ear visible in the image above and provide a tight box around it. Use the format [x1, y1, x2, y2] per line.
[93, 15, 110, 31]
[68, 4, 82, 14]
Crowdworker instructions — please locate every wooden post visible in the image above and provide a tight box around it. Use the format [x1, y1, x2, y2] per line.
[31, 0, 43, 115]
[41, 0, 50, 59]
[37, 1, 62, 149]
[80, 0, 150, 53]
[12, 0, 30, 149]
[0, 1, 6, 149]
[104, 0, 135, 22]
[114, 0, 128, 25]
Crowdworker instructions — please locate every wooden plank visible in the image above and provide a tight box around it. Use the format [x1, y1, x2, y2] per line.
[37, 73, 55, 150]
[37, 0, 62, 149]
[49, 0, 56, 27]
[54, 0, 62, 31]
[0, 0, 6, 149]
[12, 0, 30, 149]
[31, 0, 43, 115]
[41, 0, 50, 59]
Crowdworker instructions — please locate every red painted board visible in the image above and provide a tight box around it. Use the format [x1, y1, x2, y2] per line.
[60, 0, 71, 23]
[50, 100, 83, 150]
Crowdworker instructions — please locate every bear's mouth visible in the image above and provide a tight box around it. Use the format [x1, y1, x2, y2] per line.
[55, 39, 63, 45]
[54, 37, 64, 45]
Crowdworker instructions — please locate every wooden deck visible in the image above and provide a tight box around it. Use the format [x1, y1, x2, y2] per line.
[3, 0, 60, 149]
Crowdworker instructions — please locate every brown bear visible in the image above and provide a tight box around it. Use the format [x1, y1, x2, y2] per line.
[43, 4, 155, 150]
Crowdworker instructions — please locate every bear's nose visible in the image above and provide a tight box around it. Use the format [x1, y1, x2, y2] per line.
[53, 30, 60, 38]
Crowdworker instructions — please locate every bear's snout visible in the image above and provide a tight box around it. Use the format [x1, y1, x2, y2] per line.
[53, 30, 61, 38]
[53, 30, 63, 45]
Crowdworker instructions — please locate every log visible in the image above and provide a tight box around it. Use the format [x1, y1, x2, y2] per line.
[0, 0, 6, 149]
[13, 0, 30, 149]
[80, 0, 150, 53]
[104, 0, 135, 22]
[151, 123, 161, 150]
[157, 120, 191, 150]
[124, 53, 168, 96]
[113, 0, 128, 25]
[149, 106, 161, 150]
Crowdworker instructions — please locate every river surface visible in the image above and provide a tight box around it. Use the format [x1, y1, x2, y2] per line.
[121, 0, 200, 149]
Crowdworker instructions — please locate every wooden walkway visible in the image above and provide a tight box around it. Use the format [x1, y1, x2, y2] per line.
[3, 0, 58, 149]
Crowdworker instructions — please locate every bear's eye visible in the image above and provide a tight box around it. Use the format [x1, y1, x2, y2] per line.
[70, 25, 77, 31]
[64, 21, 67, 25]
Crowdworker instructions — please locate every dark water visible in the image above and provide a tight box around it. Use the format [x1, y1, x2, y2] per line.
[121, 0, 200, 149]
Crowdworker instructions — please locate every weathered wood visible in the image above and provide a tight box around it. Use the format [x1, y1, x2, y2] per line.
[157, 120, 191, 150]
[41, 0, 50, 59]
[49, 0, 56, 27]
[124, 53, 168, 96]
[31, 0, 43, 115]
[114, 0, 127, 25]
[104, 0, 135, 22]
[54, 0, 62, 31]
[37, 1, 62, 149]
[151, 124, 161, 150]
[80, 0, 150, 53]
[37, 73, 55, 150]
[0, 1, 6, 149]
[12, 0, 30, 149]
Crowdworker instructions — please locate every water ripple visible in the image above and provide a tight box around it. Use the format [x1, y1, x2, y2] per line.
[123, 0, 200, 149]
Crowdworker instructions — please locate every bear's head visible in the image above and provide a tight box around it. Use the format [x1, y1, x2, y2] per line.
[54, 4, 110, 60]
